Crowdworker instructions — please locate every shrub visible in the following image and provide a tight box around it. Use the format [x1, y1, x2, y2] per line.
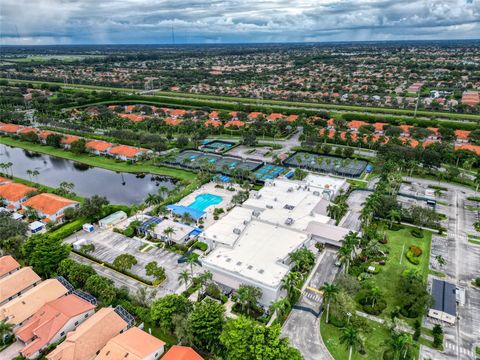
[409, 245, 423, 257]
[474, 277, 480, 287]
[411, 228, 424, 238]
[362, 300, 387, 315]
[194, 241, 208, 251]
[405, 250, 420, 265]
[390, 224, 403, 231]
[329, 316, 346, 328]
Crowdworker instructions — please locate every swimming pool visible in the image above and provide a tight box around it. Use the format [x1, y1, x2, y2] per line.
[188, 193, 223, 211]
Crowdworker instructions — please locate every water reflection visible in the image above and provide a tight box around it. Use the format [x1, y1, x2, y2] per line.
[0, 145, 177, 204]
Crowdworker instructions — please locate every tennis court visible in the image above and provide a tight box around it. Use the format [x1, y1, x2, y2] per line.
[200, 140, 236, 153]
[284, 151, 367, 177]
[254, 165, 286, 181]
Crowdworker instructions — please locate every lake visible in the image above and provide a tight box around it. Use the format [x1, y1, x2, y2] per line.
[0, 145, 177, 204]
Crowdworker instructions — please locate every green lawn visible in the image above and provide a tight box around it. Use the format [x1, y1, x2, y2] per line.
[320, 313, 419, 360]
[368, 226, 432, 326]
[0, 136, 197, 183]
[143, 322, 178, 345]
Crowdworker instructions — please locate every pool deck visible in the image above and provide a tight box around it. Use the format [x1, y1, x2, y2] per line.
[176, 182, 240, 227]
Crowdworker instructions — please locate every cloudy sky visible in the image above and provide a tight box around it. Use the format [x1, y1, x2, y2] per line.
[1, 0, 479, 45]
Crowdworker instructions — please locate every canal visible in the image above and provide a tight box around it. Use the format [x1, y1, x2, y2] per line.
[0, 145, 177, 204]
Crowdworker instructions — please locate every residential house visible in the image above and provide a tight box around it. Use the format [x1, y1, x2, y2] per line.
[161, 346, 203, 360]
[0, 182, 37, 210]
[96, 327, 165, 360]
[0, 279, 69, 330]
[0, 255, 20, 279]
[348, 120, 367, 132]
[0, 176, 13, 185]
[16, 294, 96, 359]
[266, 113, 283, 122]
[0, 123, 23, 134]
[168, 109, 187, 118]
[454, 130, 470, 144]
[118, 113, 145, 122]
[285, 114, 299, 122]
[0, 267, 41, 306]
[399, 125, 412, 137]
[224, 120, 245, 128]
[247, 112, 263, 120]
[455, 144, 480, 156]
[164, 117, 183, 126]
[426, 127, 440, 140]
[46, 307, 129, 360]
[108, 145, 147, 161]
[373, 122, 386, 134]
[22, 193, 79, 223]
[85, 140, 113, 155]
[204, 119, 222, 128]
[61, 135, 80, 149]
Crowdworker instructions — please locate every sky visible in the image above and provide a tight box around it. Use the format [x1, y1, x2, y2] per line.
[1, 0, 479, 45]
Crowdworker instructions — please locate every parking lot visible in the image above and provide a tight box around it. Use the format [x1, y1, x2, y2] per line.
[64, 226, 191, 295]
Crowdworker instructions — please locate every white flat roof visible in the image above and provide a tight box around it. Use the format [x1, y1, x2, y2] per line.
[304, 173, 347, 192]
[306, 221, 351, 242]
[154, 219, 195, 242]
[202, 220, 308, 288]
[200, 207, 253, 247]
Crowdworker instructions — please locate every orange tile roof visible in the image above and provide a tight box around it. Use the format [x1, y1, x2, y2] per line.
[61, 135, 80, 145]
[22, 193, 78, 216]
[267, 113, 284, 121]
[340, 131, 358, 141]
[327, 118, 335, 127]
[46, 307, 128, 360]
[348, 120, 368, 129]
[229, 111, 238, 118]
[209, 111, 219, 118]
[455, 144, 480, 155]
[118, 113, 145, 122]
[0, 256, 20, 278]
[16, 295, 95, 358]
[96, 327, 165, 360]
[0, 183, 36, 202]
[108, 145, 144, 158]
[0, 176, 12, 185]
[454, 130, 470, 140]
[0, 123, 23, 133]
[426, 127, 439, 135]
[18, 127, 38, 134]
[86, 140, 112, 152]
[399, 125, 412, 134]
[373, 122, 386, 131]
[225, 120, 245, 128]
[125, 105, 136, 113]
[162, 346, 204, 360]
[165, 117, 183, 126]
[399, 136, 419, 148]
[169, 109, 187, 117]
[204, 119, 222, 127]
[422, 139, 441, 148]
[0, 267, 40, 304]
[286, 115, 299, 122]
[319, 129, 335, 138]
[38, 130, 54, 139]
[0, 279, 69, 326]
[248, 112, 263, 119]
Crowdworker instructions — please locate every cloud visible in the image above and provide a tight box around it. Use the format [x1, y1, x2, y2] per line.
[1, 0, 479, 44]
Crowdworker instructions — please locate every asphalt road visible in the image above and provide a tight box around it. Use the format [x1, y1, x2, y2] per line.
[282, 249, 339, 360]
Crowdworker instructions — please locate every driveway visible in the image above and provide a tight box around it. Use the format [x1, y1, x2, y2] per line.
[282, 249, 338, 360]
[1, 340, 23, 359]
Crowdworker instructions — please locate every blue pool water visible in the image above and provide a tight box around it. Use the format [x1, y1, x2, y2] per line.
[188, 193, 223, 211]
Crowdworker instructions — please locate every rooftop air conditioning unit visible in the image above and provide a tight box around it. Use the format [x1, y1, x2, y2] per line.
[313, 191, 320, 196]
[252, 210, 260, 217]
[243, 220, 249, 225]
[233, 228, 241, 235]
[287, 187, 293, 192]
[285, 218, 294, 225]
[274, 197, 277, 201]
[266, 205, 273, 209]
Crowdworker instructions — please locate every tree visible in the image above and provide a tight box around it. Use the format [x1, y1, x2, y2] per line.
[236, 284, 262, 315]
[339, 325, 364, 360]
[220, 316, 302, 360]
[22, 235, 70, 278]
[0, 212, 28, 242]
[70, 139, 86, 154]
[186, 253, 197, 277]
[46, 133, 64, 148]
[113, 254, 137, 272]
[435, 255, 447, 268]
[84, 275, 117, 304]
[79, 195, 109, 218]
[58, 258, 95, 288]
[289, 247, 315, 273]
[384, 329, 414, 360]
[145, 261, 165, 284]
[187, 298, 225, 354]
[321, 282, 339, 324]
[281, 271, 302, 302]
[387, 209, 401, 229]
[162, 226, 176, 243]
[0, 320, 13, 346]
[270, 297, 290, 319]
[151, 294, 193, 332]
[432, 324, 443, 348]
[178, 270, 191, 288]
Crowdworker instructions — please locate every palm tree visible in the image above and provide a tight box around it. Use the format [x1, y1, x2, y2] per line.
[0, 320, 13, 345]
[320, 282, 339, 324]
[339, 325, 364, 360]
[289, 248, 315, 273]
[270, 297, 290, 319]
[337, 245, 351, 274]
[186, 254, 196, 277]
[370, 286, 381, 307]
[31, 170, 39, 183]
[162, 226, 176, 244]
[26, 169, 33, 181]
[384, 330, 413, 360]
[435, 255, 447, 268]
[145, 193, 161, 207]
[177, 270, 190, 288]
[387, 209, 401, 229]
[236, 284, 262, 315]
[281, 271, 302, 301]
[198, 270, 213, 293]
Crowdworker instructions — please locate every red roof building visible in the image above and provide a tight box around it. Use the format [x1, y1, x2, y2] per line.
[0, 183, 36, 204]
[0, 255, 20, 279]
[455, 144, 480, 155]
[455, 130, 470, 142]
[285, 115, 299, 122]
[161, 345, 204, 360]
[204, 119, 222, 127]
[225, 120, 245, 128]
[348, 120, 368, 131]
[0, 124, 23, 133]
[266, 113, 284, 121]
[22, 193, 79, 221]
[86, 140, 113, 153]
[118, 113, 144, 122]
[461, 92, 480, 106]
[169, 109, 187, 118]
[109, 145, 145, 159]
[16, 295, 96, 359]
[247, 112, 263, 120]
[165, 117, 183, 126]
[61, 135, 80, 145]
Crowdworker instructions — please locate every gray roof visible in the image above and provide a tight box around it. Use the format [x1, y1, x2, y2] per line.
[431, 279, 456, 316]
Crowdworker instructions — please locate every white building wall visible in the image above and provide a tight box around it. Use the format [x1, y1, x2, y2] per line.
[142, 345, 165, 360]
